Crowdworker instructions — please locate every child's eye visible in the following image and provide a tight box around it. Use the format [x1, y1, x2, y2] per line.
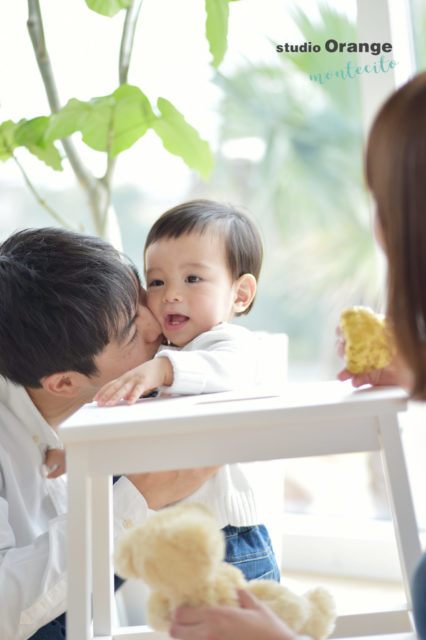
[148, 279, 164, 288]
[186, 275, 201, 283]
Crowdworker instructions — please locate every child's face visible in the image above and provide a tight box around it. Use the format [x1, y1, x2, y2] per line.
[145, 232, 239, 346]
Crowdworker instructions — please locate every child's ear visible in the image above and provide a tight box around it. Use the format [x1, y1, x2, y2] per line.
[232, 273, 257, 314]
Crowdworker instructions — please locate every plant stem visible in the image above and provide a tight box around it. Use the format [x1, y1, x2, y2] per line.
[119, 0, 143, 85]
[100, 0, 144, 232]
[12, 153, 73, 230]
[27, 0, 104, 235]
[100, 115, 116, 238]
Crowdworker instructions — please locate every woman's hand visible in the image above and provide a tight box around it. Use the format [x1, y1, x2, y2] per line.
[336, 327, 414, 391]
[169, 590, 298, 640]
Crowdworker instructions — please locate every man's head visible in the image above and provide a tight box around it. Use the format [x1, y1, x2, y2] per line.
[143, 200, 262, 346]
[0, 228, 160, 390]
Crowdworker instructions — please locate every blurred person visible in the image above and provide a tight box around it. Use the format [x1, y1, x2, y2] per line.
[336, 71, 426, 638]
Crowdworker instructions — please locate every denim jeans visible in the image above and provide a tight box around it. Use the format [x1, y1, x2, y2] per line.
[413, 552, 426, 639]
[28, 575, 125, 640]
[29, 613, 67, 640]
[223, 524, 280, 581]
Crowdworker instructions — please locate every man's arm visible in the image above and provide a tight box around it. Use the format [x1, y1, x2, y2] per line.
[127, 467, 221, 510]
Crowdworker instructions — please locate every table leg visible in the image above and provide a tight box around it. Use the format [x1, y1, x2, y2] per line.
[92, 474, 114, 635]
[67, 444, 92, 640]
[378, 413, 422, 609]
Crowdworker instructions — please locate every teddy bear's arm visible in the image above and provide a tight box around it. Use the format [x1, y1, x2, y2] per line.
[147, 591, 174, 632]
[212, 563, 246, 606]
[299, 587, 336, 640]
[246, 581, 308, 632]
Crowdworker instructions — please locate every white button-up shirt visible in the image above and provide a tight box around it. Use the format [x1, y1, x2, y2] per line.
[0, 377, 149, 640]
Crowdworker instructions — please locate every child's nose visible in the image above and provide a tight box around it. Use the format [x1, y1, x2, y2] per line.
[163, 284, 183, 303]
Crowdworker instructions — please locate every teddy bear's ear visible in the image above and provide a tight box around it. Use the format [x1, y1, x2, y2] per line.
[114, 534, 139, 579]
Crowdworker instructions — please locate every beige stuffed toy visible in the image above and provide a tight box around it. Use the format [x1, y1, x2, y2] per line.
[340, 306, 396, 374]
[115, 502, 336, 640]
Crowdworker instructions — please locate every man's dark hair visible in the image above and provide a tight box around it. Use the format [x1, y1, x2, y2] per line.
[144, 200, 263, 315]
[0, 228, 141, 387]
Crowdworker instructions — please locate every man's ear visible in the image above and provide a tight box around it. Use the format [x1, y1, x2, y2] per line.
[232, 273, 257, 314]
[41, 372, 87, 397]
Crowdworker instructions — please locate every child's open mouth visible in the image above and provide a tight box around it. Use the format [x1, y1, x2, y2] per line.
[164, 314, 189, 331]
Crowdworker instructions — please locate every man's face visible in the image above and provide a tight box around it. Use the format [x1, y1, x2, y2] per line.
[89, 300, 162, 392]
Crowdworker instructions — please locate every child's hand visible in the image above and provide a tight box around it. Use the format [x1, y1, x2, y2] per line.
[44, 448, 66, 478]
[94, 357, 174, 407]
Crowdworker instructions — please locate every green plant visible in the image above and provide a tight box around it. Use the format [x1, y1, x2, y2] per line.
[0, 0, 238, 240]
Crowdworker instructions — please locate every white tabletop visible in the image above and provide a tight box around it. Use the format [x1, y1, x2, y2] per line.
[60, 380, 408, 444]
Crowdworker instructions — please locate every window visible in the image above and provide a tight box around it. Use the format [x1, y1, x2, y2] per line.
[2, 0, 423, 593]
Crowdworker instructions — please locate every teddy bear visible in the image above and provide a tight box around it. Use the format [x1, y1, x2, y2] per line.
[115, 502, 336, 639]
[340, 306, 396, 374]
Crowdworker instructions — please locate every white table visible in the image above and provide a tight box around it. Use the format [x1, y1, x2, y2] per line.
[60, 381, 421, 640]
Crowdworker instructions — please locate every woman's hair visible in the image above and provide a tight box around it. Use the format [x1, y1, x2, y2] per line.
[366, 71, 426, 398]
[0, 228, 141, 388]
[144, 199, 263, 315]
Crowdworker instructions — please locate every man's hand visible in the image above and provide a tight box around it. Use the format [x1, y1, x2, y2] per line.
[94, 357, 173, 406]
[127, 466, 221, 510]
[44, 447, 66, 478]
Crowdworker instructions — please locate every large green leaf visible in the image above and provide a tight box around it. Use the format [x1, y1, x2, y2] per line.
[0, 120, 19, 161]
[45, 99, 96, 142]
[152, 97, 213, 180]
[15, 117, 63, 170]
[107, 84, 156, 155]
[0, 118, 62, 169]
[45, 85, 155, 157]
[85, 0, 132, 17]
[44, 86, 212, 173]
[205, 0, 230, 68]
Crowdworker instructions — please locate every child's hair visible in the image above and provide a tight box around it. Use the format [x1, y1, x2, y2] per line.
[366, 71, 426, 399]
[144, 199, 263, 315]
[0, 227, 141, 388]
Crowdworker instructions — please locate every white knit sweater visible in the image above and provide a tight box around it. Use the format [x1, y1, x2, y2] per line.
[155, 322, 269, 528]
